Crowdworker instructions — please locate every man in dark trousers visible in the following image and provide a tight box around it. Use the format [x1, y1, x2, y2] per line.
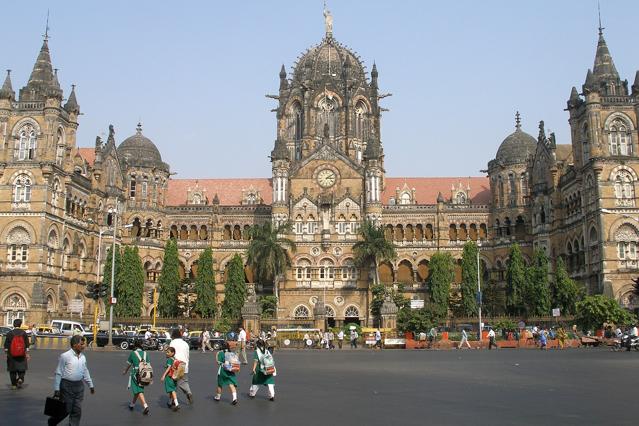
[3, 318, 30, 389]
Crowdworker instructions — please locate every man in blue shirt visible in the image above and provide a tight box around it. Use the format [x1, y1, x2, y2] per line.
[48, 335, 95, 426]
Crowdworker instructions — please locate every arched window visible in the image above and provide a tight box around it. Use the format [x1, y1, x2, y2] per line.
[508, 173, 517, 207]
[520, 173, 528, 202]
[613, 171, 635, 207]
[4, 293, 27, 326]
[78, 243, 86, 273]
[13, 175, 32, 203]
[295, 259, 312, 282]
[341, 259, 358, 281]
[129, 175, 137, 198]
[16, 124, 37, 160]
[7, 227, 30, 265]
[319, 258, 334, 280]
[498, 175, 505, 208]
[317, 96, 338, 140]
[400, 192, 412, 205]
[325, 305, 335, 318]
[62, 239, 71, 270]
[291, 102, 303, 160]
[344, 305, 359, 318]
[355, 101, 368, 141]
[582, 123, 590, 163]
[47, 230, 58, 269]
[56, 128, 65, 165]
[615, 224, 639, 267]
[293, 305, 310, 319]
[608, 118, 631, 156]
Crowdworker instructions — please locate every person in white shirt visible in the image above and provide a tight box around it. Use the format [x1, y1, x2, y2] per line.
[237, 327, 248, 364]
[458, 328, 472, 349]
[202, 330, 211, 353]
[374, 329, 382, 350]
[169, 329, 193, 404]
[144, 330, 152, 341]
[630, 325, 638, 337]
[488, 328, 498, 350]
[337, 330, 344, 349]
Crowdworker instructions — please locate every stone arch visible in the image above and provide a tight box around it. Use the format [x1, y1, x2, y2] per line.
[293, 304, 310, 319]
[394, 224, 404, 241]
[396, 259, 414, 283]
[415, 224, 424, 240]
[405, 224, 414, 241]
[45, 288, 57, 312]
[179, 225, 188, 240]
[417, 259, 430, 282]
[449, 224, 457, 241]
[343, 305, 360, 319]
[378, 261, 394, 284]
[458, 223, 467, 240]
[1, 219, 37, 243]
[384, 224, 393, 241]
[425, 224, 434, 240]
[603, 111, 635, 131]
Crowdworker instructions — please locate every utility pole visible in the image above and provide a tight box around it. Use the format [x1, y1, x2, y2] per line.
[477, 240, 482, 343]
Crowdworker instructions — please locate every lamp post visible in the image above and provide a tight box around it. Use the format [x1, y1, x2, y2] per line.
[107, 203, 119, 348]
[477, 239, 482, 342]
[93, 228, 104, 347]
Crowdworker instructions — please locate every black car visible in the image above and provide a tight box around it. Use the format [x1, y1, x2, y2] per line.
[186, 331, 228, 351]
[94, 332, 137, 350]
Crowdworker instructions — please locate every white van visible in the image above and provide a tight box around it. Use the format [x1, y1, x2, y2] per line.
[50, 320, 90, 336]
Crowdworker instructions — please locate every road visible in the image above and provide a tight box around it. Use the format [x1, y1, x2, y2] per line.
[1, 347, 636, 425]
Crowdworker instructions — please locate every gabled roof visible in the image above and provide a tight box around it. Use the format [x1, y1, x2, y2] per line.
[77, 148, 96, 166]
[166, 178, 273, 206]
[382, 177, 491, 205]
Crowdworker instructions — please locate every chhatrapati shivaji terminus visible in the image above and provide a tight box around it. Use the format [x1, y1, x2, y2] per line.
[0, 4, 638, 327]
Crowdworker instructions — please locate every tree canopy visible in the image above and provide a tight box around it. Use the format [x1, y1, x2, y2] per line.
[460, 241, 480, 316]
[114, 246, 144, 317]
[157, 239, 180, 317]
[353, 220, 397, 285]
[506, 243, 526, 315]
[551, 257, 582, 315]
[193, 248, 216, 318]
[428, 252, 454, 317]
[575, 295, 636, 331]
[222, 254, 247, 320]
[524, 249, 551, 317]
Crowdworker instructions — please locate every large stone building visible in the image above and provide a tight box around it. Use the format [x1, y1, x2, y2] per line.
[1, 15, 637, 327]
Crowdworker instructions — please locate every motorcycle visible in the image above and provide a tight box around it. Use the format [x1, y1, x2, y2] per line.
[612, 334, 639, 351]
[138, 337, 161, 351]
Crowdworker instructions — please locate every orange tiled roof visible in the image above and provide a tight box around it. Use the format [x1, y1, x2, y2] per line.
[77, 148, 96, 166]
[383, 177, 491, 205]
[165, 176, 490, 207]
[166, 178, 273, 206]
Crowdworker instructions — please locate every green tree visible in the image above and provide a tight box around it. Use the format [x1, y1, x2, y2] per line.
[397, 304, 440, 334]
[575, 295, 636, 332]
[460, 241, 479, 316]
[193, 248, 216, 318]
[552, 257, 582, 315]
[506, 243, 526, 315]
[353, 220, 397, 286]
[158, 239, 180, 317]
[101, 245, 121, 305]
[370, 283, 386, 323]
[115, 246, 144, 317]
[428, 252, 454, 317]
[483, 281, 506, 316]
[525, 249, 551, 316]
[222, 254, 247, 320]
[246, 221, 296, 300]
[259, 296, 278, 318]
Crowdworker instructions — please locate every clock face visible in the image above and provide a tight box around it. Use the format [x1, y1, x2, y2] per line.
[317, 169, 337, 188]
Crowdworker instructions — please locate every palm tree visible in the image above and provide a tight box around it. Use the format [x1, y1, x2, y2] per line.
[246, 221, 296, 301]
[353, 220, 397, 286]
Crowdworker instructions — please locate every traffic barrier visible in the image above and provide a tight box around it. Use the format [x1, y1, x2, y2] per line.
[36, 336, 70, 350]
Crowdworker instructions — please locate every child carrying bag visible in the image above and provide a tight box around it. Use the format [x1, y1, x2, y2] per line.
[134, 351, 154, 386]
[223, 351, 241, 373]
[259, 348, 276, 375]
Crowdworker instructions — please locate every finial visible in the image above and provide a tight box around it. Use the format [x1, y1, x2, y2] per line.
[44, 9, 50, 41]
[136, 122, 143, 134]
[6, 69, 11, 76]
[54, 68, 58, 76]
[323, 1, 333, 38]
[597, 1, 604, 36]
[279, 64, 286, 79]
[71, 84, 75, 91]
[515, 111, 521, 130]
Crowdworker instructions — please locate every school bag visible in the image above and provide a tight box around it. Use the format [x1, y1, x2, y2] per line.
[134, 350, 153, 386]
[171, 359, 185, 380]
[9, 333, 26, 357]
[259, 348, 275, 375]
[223, 351, 241, 373]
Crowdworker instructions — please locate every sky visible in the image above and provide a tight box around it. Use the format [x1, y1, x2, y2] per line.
[2, 0, 638, 179]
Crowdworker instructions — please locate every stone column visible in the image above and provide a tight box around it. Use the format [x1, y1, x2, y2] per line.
[29, 280, 48, 325]
[241, 284, 261, 337]
[380, 295, 398, 331]
[313, 296, 326, 331]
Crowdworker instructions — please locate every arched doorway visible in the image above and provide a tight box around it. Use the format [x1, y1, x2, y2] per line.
[344, 305, 360, 325]
[325, 305, 336, 328]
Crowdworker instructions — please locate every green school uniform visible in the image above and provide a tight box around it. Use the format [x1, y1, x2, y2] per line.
[217, 351, 238, 387]
[251, 349, 275, 386]
[164, 357, 177, 393]
[126, 349, 146, 395]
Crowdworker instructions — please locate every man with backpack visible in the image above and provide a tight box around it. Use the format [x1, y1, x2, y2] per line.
[4, 318, 30, 389]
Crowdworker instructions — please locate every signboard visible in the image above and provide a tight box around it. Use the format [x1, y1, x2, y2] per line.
[552, 308, 561, 317]
[99, 320, 110, 331]
[110, 297, 117, 305]
[68, 299, 84, 313]
[384, 338, 406, 345]
[410, 299, 424, 309]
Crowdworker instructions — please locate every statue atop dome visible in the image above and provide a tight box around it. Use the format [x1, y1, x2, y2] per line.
[323, 4, 333, 38]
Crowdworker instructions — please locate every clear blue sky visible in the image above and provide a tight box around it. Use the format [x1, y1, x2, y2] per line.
[2, 1, 638, 178]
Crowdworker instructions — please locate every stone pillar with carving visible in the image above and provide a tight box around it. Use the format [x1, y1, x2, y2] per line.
[313, 296, 326, 331]
[380, 294, 398, 331]
[29, 280, 48, 325]
[241, 284, 261, 337]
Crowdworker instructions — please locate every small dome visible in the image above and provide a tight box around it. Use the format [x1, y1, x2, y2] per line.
[292, 37, 367, 85]
[494, 113, 536, 165]
[117, 124, 168, 170]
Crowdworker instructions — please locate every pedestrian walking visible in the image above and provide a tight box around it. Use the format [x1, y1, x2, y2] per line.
[350, 329, 358, 348]
[539, 329, 548, 350]
[161, 347, 180, 411]
[488, 328, 498, 350]
[374, 329, 382, 350]
[48, 335, 95, 426]
[122, 340, 150, 415]
[249, 339, 275, 401]
[4, 318, 30, 389]
[169, 329, 193, 404]
[337, 330, 344, 349]
[31, 323, 38, 349]
[427, 327, 438, 349]
[328, 330, 335, 349]
[458, 328, 472, 349]
[303, 333, 311, 349]
[237, 327, 248, 364]
[202, 330, 212, 353]
[214, 348, 238, 405]
[323, 331, 330, 349]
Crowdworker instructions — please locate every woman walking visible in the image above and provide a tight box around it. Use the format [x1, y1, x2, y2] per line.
[161, 347, 180, 411]
[249, 339, 275, 401]
[122, 340, 150, 415]
[214, 348, 238, 405]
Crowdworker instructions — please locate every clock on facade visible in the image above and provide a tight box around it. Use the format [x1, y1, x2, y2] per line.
[317, 169, 337, 188]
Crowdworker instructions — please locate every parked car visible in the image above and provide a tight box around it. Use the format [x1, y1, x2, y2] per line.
[36, 325, 61, 335]
[187, 331, 228, 351]
[94, 331, 137, 350]
[50, 320, 91, 337]
[0, 326, 12, 336]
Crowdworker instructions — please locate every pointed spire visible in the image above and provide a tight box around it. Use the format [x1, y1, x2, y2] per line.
[279, 64, 286, 79]
[592, 28, 619, 81]
[0, 70, 15, 101]
[20, 38, 60, 101]
[364, 137, 382, 160]
[632, 70, 639, 95]
[371, 62, 378, 89]
[515, 111, 521, 130]
[279, 64, 288, 91]
[64, 84, 79, 114]
[567, 86, 581, 109]
[538, 120, 546, 143]
[271, 138, 289, 161]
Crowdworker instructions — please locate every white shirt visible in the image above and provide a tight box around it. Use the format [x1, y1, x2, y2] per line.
[202, 331, 210, 341]
[238, 329, 247, 342]
[169, 338, 190, 374]
[54, 349, 93, 390]
[488, 330, 496, 338]
[631, 327, 638, 337]
[375, 331, 381, 340]
[144, 331, 152, 340]
[337, 331, 344, 340]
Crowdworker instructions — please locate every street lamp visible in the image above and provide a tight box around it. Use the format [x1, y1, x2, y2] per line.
[477, 239, 482, 343]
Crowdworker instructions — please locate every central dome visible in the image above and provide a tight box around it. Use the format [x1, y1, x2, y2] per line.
[292, 37, 367, 85]
[495, 128, 537, 165]
[117, 124, 169, 171]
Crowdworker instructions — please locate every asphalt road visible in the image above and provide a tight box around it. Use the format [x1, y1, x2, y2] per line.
[1, 347, 637, 426]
